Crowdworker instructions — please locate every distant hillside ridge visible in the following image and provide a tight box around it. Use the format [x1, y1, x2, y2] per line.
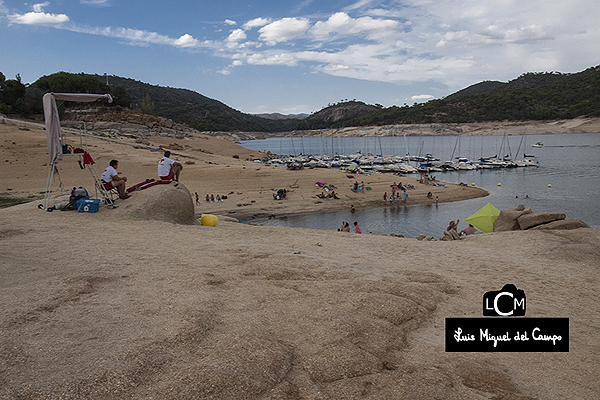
[255, 113, 308, 120]
[445, 71, 569, 100]
[345, 65, 600, 126]
[297, 101, 382, 129]
[8, 65, 599, 134]
[95, 75, 297, 133]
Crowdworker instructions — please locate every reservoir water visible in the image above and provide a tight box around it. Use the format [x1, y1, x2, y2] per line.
[240, 133, 600, 236]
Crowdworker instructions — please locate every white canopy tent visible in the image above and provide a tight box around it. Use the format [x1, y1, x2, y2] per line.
[41, 92, 113, 210]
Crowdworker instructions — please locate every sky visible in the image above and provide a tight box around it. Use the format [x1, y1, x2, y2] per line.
[1, 0, 599, 115]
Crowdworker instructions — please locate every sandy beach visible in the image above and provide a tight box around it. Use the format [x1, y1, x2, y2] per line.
[0, 120, 488, 221]
[1, 120, 599, 399]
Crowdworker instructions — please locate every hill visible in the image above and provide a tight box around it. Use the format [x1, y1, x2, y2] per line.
[3, 65, 600, 133]
[254, 113, 308, 120]
[347, 66, 600, 126]
[297, 100, 382, 129]
[29, 72, 296, 133]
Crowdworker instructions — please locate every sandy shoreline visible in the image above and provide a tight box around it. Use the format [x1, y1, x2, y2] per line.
[0, 121, 488, 223]
[1, 119, 599, 399]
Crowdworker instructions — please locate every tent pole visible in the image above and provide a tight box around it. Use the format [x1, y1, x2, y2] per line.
[43, 161, 56, 210]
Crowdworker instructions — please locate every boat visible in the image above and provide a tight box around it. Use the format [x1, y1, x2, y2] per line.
[532, 142, 544, 148]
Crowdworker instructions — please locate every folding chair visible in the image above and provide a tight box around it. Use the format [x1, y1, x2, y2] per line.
[98, 180, 120, 205]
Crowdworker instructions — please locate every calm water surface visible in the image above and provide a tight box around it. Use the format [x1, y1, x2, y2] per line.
[240, 133, 600, 236]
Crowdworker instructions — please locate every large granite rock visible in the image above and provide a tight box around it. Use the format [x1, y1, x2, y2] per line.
[529, 218, 590, 230]
[493, 206, 532, 232]
[518, 212, 566, 230]
[112, 182, 197, 225]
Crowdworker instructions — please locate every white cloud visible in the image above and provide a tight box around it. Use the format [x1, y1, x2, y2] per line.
[242, 17, 271, 30]
[227, 29, 247, 42]
[246, 52, 297, 66]
[173, 33, 200, 48]
[225, 28, 247, 49]
[8, 2, 69, 25]
[411, 94, 434, 102]
[310, 12, 398, 39]
[224, 19, 237, 26]
[344, 0, 376, 12]
[80, 0, 110, 6]
[437, 25, 552, 47]
[66, 24, 204, 49]
[258, 17, 310, 45]
[5, 2, 203, 50]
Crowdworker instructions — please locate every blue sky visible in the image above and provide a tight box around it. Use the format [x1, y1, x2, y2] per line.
[1, 1, 599, 115]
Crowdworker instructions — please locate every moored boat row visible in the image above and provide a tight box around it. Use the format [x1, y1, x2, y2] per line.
[259, 153, 539, 173]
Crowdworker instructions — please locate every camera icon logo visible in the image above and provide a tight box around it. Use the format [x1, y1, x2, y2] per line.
[483, 284, 526, 316]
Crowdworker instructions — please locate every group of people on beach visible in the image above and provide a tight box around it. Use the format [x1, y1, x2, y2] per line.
[446, 218, 478, 236]
[204, 194, 225, 203]
[382, 182, 415, 204]
[340, 221, 361, 234]
[383, 190, 409, 203]
[100, 150, 183, 200]
[352, 181, 365, 192]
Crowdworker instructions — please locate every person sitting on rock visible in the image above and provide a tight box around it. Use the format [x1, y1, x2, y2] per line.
[158, 151, 183, 181]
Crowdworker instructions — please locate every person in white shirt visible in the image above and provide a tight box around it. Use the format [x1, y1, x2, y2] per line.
[101, 159, 129, 199]
[157, 151, 183, 181]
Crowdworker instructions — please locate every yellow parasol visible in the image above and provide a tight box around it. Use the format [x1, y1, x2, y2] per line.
[465, 203, 500, 233]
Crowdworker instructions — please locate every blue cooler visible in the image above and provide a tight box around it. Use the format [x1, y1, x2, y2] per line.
[76, 198, 100, 213]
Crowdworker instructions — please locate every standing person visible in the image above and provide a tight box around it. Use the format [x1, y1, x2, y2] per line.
[195, 192, 200, 204]
[101, 159, 129, 199]
[383, 192, 387, 201]
[354, 221, 362, 234]
[403, 190, 409, 203]
[361, 181, 365, 193]
[158, 151, 183, 181]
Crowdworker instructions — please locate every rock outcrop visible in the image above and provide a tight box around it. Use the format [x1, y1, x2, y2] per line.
[112, 182, 197, 225]
[494, 206, 589, 232]
[517, 211, 566, 230]
[493, 205, 532, 232]
[63, 110, 200, 138]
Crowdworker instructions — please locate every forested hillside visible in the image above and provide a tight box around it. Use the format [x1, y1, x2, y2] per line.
[342, 66, 600, 127]
[2, 66, 599, 132]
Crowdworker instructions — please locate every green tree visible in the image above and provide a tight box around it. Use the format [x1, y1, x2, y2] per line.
[141, 93, 154, 114]
[0, 73, 27, 114]
[111, 86, 132, 108]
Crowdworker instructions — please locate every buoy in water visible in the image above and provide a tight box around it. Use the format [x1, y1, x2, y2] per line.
[548, 184, 552, 188]
[497, 183, 501, 186]
[472, 183, 476, 186]
[200, 214, 219, 226]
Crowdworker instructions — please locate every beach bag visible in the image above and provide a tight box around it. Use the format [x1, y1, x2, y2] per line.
[62, 187, 89, 210]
